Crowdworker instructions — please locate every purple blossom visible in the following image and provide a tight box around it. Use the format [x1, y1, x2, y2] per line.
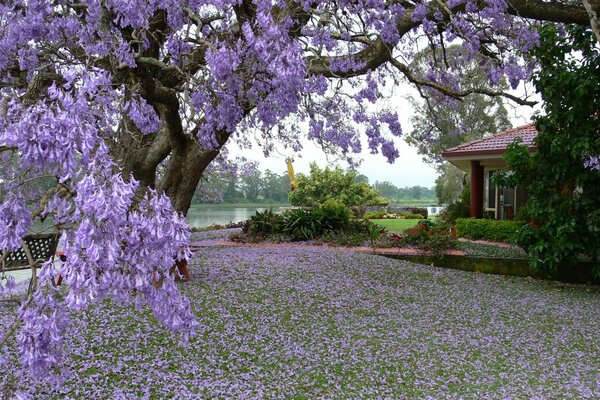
[125, 97, 160, 134]
[584, 155, 600, 170]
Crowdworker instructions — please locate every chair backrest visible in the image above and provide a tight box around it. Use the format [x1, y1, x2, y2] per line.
[0, 233, 60, 271]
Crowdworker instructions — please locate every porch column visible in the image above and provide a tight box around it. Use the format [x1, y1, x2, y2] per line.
[470, 160, 484, 218]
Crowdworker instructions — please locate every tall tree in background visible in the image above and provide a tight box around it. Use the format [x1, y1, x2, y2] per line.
[406, 46, 513, 165]
[405, 46, 512, 204]
[260, 170, 290, 202]
[373, 181, 399, 200]
[435, 163, 468, 205]
[240, 166, 263, 202]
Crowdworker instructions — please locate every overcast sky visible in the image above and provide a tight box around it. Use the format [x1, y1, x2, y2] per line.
[228, 83, 539, 188]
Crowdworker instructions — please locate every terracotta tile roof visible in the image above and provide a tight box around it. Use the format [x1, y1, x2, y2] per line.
[441, 123, 538, 158]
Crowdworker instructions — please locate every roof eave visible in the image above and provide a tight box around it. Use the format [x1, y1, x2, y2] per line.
[442, 146, 537, 159]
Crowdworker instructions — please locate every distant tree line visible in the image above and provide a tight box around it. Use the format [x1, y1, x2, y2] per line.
[193, 169, 292, 204]
[373, 181, 436, 202]
[193, 166, 436, 205]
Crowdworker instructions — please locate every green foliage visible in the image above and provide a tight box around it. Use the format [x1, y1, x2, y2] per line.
[455, 218, 524, 242]
[497, 25, 600, 276]
[194, 166, 291, 204]
[279, 201, 350, 241]
[363, 210, 425, 220]
[247, 209, 283, 236]
[281, 209, 323, 241]
[316, 199, 352, 231]
[438, 186, 470, 224]
[322, 219, 388, 247]
[398, 220, 457, 256]
[363, 210, 387, 219]
[373, 182, 436, 202]
[289, 163, 388, 207]
[435, 162, 469, 205]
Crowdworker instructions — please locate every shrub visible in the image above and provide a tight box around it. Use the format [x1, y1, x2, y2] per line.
[402, 207, 428, 219]
[288, 162, 388, 207]
[364, 210, 386, 219]
[455, 218, 524, 242]
[317, 199, 352, 231]
[327, 218, 387, 247]
[405, 213, 424, 219]
[350, 205, 366, 218]
[398, 220, 456, 256]
[363, 207, 429, 219]
[281, 208, 324, 241]
[438, 187, 470, 225]
[247, 209, 283, 236]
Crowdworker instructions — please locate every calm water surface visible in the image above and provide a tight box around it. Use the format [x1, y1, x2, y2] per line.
[32, 205, 443, 231]
[186, 206, 281, 228]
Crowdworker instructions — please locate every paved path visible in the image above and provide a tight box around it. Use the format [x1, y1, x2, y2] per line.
[190, 240, 466, 257]
[457, 237, 520, 249]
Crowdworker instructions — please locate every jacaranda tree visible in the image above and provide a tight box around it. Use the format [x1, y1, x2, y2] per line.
[0, 0, 595, 387]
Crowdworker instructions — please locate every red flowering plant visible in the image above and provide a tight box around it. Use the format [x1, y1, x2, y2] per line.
[395, 220, 457, 256]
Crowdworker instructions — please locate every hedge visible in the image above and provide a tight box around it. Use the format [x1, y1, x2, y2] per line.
[455, 218, 525, 243]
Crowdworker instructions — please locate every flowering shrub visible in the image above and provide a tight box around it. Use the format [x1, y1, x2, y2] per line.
[397, 220, 457, 256]
[404, 222, 433, 244]
[364, 211, 424, 220]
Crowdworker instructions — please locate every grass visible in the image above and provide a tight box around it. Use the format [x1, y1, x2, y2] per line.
[370, 218, 420, 233]
[2, 229, 599, 398]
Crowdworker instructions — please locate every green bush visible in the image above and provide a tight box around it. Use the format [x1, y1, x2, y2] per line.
[246, 209, 283, 236]
[289, 162, 388, 207]
[364, 210, 386, 219]
[339, 218, 387, 247]
[406, 213, 424, 219]
[438, 187, 470, 224]
[281, 209, 324, 241]
[316, 199, 352, 231]
[455, 218, 524, 242]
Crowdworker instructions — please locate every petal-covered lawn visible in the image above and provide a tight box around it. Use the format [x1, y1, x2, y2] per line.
[2, 229, 600, 399]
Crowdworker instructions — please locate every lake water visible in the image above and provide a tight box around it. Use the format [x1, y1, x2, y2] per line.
[186, 206, 279, 229]
[186, 205, 445, 228]
[31, 204, 444, 231]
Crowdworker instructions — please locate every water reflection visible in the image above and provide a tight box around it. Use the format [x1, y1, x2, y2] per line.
[186, 206, 276, 229]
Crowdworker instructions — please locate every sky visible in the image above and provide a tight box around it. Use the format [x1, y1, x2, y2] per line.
[229, 83, 539, 189]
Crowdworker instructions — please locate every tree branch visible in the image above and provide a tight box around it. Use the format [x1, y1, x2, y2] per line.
[389, 58, 537, 106]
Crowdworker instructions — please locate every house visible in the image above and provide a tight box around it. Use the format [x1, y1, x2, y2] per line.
[441, 123, 538, 220]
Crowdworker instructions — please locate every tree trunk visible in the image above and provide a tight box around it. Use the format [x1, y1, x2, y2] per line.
[157, 129, 232, 216]
[158, 143, 220, 216]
